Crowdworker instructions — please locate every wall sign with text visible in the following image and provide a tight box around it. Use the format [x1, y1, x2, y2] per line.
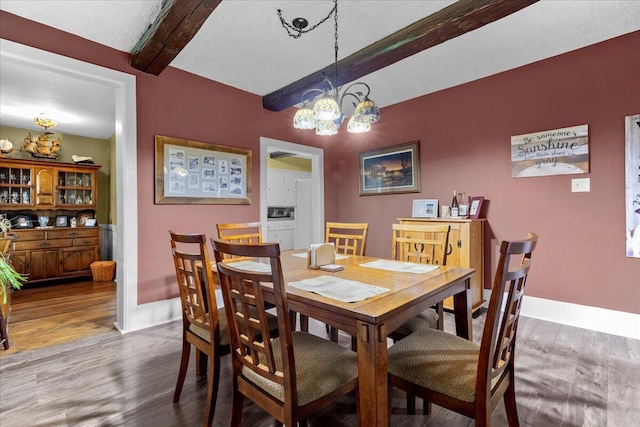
[510, 124, 589, 178]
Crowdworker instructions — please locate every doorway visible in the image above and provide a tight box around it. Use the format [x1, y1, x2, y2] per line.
[0, 39, 138, 334]
[260, 137, 324, 245]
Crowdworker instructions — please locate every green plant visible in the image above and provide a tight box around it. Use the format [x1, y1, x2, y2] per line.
[0, 254, 26, 304]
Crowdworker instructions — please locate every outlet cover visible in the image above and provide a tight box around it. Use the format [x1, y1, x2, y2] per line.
[571, 177, 590, 192]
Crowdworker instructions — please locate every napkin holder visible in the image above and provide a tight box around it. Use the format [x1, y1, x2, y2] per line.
[308, 243, 336, 269]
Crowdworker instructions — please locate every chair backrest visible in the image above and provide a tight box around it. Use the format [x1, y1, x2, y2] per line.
[216, 222, 263, 244]
[211, 239, 298, 404]
[391, 223, 450, 265]
[169, 231, 219, 340]
[325, 222, 369, 256]
[477, 232, 538, 396]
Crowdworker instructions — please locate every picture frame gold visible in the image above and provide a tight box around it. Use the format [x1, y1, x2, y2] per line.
[154, 135, 252, 205]
[359, 141, 421, 196]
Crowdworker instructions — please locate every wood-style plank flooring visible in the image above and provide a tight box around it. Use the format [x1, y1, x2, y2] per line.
[1, 281, 639, 426]
[0, 279, 117, 357]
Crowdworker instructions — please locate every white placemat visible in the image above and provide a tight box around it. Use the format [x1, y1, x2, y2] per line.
[360, 259, 439, 274]
[225, 260, 271, 273]
[289, 275, 389, 303]
[291, 252, 350, 260]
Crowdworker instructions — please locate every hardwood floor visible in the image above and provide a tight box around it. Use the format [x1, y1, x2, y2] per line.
[0, 279, 117, 356]
[0, 282, 638, 426]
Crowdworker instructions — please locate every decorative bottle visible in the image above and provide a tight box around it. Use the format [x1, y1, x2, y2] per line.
[451, 190, 459, 217]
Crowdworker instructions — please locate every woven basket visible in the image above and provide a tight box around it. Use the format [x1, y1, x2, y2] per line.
[90, 261, 116, 282]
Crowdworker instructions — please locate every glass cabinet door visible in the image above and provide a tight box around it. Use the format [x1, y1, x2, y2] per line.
[57, 170, 94, 207]
[0, 165, 33, 206]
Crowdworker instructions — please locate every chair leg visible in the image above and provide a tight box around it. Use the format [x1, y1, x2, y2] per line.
[436, 302, 444, 331]
[300, 314, 309, 332]
[406, 392, 416, 415]
[422, 398, 432, 415]
[504, 375, 520, 426]
[196, 350, 208, 376]
[330, 326, 339, 342]
[173, 338, 191, 402]
[202, 349, 221, 427]
[289, 310, 297, 330]
[229, 379, 244, 427]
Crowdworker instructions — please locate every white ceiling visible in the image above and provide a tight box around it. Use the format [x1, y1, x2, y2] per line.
[1, 0, 639, 140]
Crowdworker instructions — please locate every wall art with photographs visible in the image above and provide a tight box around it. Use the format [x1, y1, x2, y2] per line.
[155, 135, 252, 205]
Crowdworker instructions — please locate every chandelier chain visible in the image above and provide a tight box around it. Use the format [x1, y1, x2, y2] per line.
[277, 0, 338, 39]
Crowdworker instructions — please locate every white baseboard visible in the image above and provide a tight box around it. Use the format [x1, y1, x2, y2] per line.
[115, 290, 224, 334]
[114, 297, 182, 333]
[483, 290, 640, 340]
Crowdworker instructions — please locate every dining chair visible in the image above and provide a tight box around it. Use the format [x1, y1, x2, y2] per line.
[388, 223, 450, 340]
[170, 231, 279, 427]
[313, 222, 369, 341]
[211, 239, 359, 427]
[325, 222, 368, 256]
[169, 231, 228, 427]
[216, 221, 263, 249]
[387, 233, 538, 426]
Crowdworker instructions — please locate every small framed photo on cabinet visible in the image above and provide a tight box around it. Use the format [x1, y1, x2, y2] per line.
[469, 197, 484, 219]
[412, 199, 438, 218]
[55, 215, 68, 227]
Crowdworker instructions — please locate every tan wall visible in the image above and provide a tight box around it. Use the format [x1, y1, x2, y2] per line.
[267, 156, 312, 172]
[0, 125, 111, 224]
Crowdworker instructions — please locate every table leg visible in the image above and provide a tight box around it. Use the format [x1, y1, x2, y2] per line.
[356, 320, 389, 427]
[453, 277, 473, 341]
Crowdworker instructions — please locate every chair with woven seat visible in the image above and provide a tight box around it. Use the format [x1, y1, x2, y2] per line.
[170, 231, 227, 427]
[387, 233, 538, 426]
[312, 222, 368, 341]
[388, 223, 450, 340]
[211, 239, 359, 427]
[170, 231, 279, 427]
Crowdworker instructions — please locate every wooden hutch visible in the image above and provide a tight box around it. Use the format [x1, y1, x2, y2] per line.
[0, 157, 101, 283]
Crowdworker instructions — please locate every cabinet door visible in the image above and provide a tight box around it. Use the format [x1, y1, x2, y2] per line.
[9, 251, 30, 277]
[267, 169, 286, 206]
[34, 167, 55, 207]
[29, 249, 59, 280]
[284, 171, 311, 206]
[60, 247, 98, 276]
[266, 230, 278, 243]
[279, 229, 295, 250]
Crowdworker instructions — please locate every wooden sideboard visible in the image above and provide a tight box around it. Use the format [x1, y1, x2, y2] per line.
[0, 158, 102, 283]
[9, 227, 100, 282]
[397, 217, 485, 313]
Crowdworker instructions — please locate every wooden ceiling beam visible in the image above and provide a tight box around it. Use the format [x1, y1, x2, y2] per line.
[130, 0, 222, 75]
[263, 0, 539, 112]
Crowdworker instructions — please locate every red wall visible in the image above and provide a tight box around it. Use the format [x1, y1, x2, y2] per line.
[332, 31, 640, 314]
[2, 11, 638, 314]
[0, 11, 325, 303]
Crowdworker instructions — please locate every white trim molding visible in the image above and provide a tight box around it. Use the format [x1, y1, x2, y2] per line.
[484, 290, 640, 340]
[1, 39, 140, 333]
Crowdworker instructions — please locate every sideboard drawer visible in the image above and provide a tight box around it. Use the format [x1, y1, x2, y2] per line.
[47, 228, 99, 239]
[73, 237, 99, 247]
[15, 238, 74, 250]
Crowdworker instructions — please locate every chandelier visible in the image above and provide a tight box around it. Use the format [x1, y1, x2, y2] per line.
[33, 114, 57, 131]
[278, 0, 380, 136]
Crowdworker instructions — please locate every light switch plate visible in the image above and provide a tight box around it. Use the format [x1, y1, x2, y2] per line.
[571, 177, 590, 192]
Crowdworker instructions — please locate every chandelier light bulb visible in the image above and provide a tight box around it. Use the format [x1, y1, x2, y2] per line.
[313, 94, 341, 121]
[315, 119, 339, 136]
[293, 105, 316, 129]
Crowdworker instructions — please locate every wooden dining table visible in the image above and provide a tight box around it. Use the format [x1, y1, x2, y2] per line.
[263, 251, 476, 427]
